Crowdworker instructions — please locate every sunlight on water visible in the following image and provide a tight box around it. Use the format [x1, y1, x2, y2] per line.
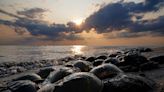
[71, 45, 86, 55]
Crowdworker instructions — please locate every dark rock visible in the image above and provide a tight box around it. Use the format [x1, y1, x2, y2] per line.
[116, 55, 126, 62]
[7, 80, 38, 92]
[93, 59, 104, 66]
[149, 55, 164, 64]
[104, 58, 119, 65]
[37, 67, 55, 79]
[90, 64, 123, 79]
[13, 73, 43, 83]
[138, 47, 152, 52]
[119, 65, 139, 72]
[102, 74, 157, 92]
[108, 51, 122, 57]
[53, 72, 103, 92]
[37, 84, 54, 92]
[140, 62, 159, 71]
[96, 55, 107, 60]
[65, 60, 92, 71]
[123, 53, 148, 66]
[108, 53, 118, 57]
[86, 56, 96, 62]
[43, 67, 74, 84]
[73, 60, 92, 72]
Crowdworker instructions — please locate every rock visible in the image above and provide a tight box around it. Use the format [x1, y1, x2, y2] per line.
[104, 58, 119, 65]
[138, 47, 152, 52]
[9, 66, 26, 73]
[13, 73, 43, 83]
[37, 84, 54, 92]
[149, 55, 164, 64]
[93, 59, 104, 66]
[53, 72, 103, 92]
[85, 56, 96, 62]
[108, 51, 122, 57]
[65, 60, 92, 72]
[73, 60, 92, 72]
[43, 67, 74, 84]
[102, 74, 157, 92]
[123, 53, 148, 66]
[140, 62, 159, 71]
[90, 64, 123, 79]
[96, 55, 107, 60]
[108, 53, 118, 57]
[7, 80, 38, 92]
[37, 67, 55, 79]
[119, 65, 139, 72]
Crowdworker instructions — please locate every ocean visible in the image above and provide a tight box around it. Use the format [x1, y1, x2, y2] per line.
[0, 45, 121, 63]
[0, 45, 164, 91]
[0, 45, 163, 63]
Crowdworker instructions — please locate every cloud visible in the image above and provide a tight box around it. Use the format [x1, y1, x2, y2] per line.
[0, 0, 164, 45]
[0, 9, 23, 19]
[17, 8, 47, 19]
[83, 0, 164, 37]
[0, 9, 82, 43]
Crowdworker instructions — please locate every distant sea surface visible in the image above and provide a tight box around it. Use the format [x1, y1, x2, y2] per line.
[0, 45, 163, 63]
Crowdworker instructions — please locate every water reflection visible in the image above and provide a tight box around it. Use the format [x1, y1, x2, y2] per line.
[71, 45, 85, 55]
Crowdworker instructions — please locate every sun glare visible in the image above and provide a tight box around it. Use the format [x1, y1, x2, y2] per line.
[71, 45, 85, 55]
[73, 18, 83, 26]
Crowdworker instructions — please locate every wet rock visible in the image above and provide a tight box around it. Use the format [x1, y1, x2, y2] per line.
[104, 58, 119, 65]
[7, 80, 39, 92]
[73, 60, 92, 72]
[90, 64, 123, 79]
[102, 74, 157, 92]
[13, 73, 43, 83]
[37, 84, 54, 92]
[138, 47, 152, 52]
[60, 57, 75, 63]
[93, 59, 104, 66]
[119, 65, 139, 72]
[140, 62, 159, 71]
[96, 55, 107, 60]
[122, 53, 148, 66]
[53, 72, 103, 92]
[149, 55, 164, 64]
[9, 66, 26, 74]
[37, 67, 55, 79]
[43, 67, 74, 84]
[65, 60, 92, 72]
[116, 54, 126, 62]
[108, 53, 118, 57]
[108, 51, 122, 58]
[86, 56, 96, 62]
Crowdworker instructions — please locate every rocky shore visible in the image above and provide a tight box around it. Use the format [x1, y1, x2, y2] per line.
[0, 47, 164, 92]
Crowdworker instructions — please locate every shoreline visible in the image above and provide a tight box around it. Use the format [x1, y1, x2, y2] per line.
[0, 47, 164, 92]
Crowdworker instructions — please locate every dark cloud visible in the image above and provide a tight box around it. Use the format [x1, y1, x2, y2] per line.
[126, 0, 163, 13]
[0, 9, 81, 41]
[83, 0, 164, 37]
[17, 8, 47, 19]
[84, 2, 131, 32]
[0, 0, 164, 44]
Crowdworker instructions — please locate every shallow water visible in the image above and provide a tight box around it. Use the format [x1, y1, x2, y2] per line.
[0, 45, 123, 63]
[0, 45, 163, 63]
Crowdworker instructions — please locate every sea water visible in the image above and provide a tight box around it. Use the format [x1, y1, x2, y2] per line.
[0, 45, 125, 63]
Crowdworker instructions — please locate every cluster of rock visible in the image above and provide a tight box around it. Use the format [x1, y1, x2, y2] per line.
[0, 47, 164, 92]
[0, 60, 59, 77]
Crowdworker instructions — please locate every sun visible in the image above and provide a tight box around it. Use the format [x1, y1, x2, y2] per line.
[73, 18, 83, 26]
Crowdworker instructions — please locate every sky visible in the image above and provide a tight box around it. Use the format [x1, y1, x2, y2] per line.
[0, 0, 164, 46]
